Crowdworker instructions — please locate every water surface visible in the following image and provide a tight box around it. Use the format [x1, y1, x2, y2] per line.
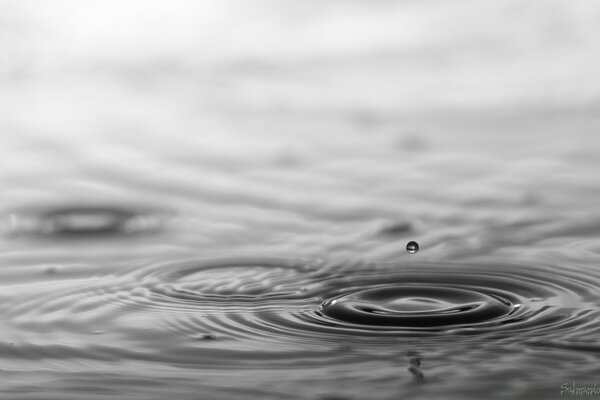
[2, 1, 600, 399]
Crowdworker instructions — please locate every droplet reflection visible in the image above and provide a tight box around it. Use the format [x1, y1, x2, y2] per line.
[406, 240, 419, 254]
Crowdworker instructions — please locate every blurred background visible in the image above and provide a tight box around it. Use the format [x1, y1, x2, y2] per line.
[2, 0, 600, 261]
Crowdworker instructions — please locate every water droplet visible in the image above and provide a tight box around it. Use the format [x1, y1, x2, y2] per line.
[406, 241, 419, 254]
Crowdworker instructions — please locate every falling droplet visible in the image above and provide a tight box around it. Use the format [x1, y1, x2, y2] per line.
[406, 241, 419, 254]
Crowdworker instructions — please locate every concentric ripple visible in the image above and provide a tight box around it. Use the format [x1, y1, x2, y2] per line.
[303, 262, 600, 339]
[319, 285, 515, 328]
[5, 259, 600, 365]
[138, 260, 600, 346]
[141, 259, 327, 305]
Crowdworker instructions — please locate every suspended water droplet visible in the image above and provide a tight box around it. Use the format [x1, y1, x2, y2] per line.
[406, 241, 419, 254]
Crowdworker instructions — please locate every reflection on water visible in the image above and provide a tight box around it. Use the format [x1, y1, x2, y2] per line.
[2, 1, 600, 399]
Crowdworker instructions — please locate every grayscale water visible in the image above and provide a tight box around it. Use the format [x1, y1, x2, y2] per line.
[2, 1, 600, 399]
[406, 241, 419, 254]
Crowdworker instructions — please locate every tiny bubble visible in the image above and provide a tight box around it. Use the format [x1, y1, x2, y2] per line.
[406, 241, 419, 254]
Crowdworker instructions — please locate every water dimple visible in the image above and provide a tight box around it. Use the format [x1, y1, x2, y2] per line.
[406, 241, 419, 254]
[192, 333, 218, 341]
[303, 262, 600, 339]
[320, 286, 514, 328]
[6, 205, 164, 237]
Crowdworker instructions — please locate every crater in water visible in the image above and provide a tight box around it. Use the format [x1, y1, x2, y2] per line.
[5, 205, 165, 237]
[320, 285, 516, 328]
[302, 261, 600, 339]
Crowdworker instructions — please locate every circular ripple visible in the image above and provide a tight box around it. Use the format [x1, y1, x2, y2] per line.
[302, 263, 600, 338]
[6, 260, 600, 361]
[320, 285, 514, 327]
[132, 260, 600, 345]
[6, 205, 164, 237]
[143, 259, 325, 305]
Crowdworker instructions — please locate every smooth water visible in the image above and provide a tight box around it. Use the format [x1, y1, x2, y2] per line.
[2, 1, 600, 399]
